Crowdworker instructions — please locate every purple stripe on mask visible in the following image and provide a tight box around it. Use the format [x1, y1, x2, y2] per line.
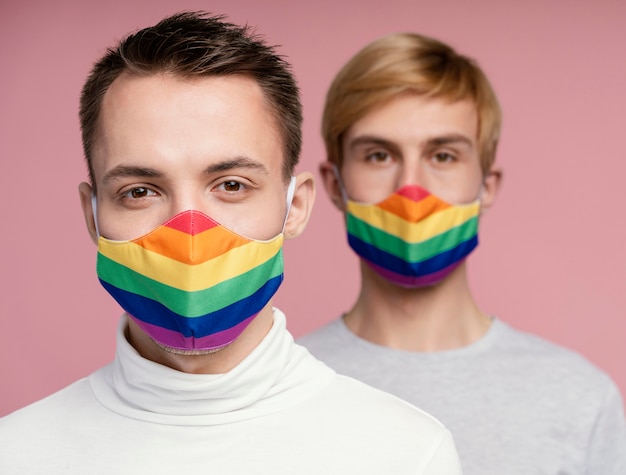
[365, 260, 462, 287]
[128, 314, 257, 351]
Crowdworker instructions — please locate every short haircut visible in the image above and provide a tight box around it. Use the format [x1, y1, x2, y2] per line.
[323, 33, 501, 174]
[80, 11, 302, 189]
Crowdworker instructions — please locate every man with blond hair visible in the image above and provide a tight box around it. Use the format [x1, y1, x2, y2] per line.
[300, 32, 626, 474]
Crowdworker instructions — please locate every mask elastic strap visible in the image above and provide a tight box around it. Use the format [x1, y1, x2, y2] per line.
[281, 176, 297, 232]
[332, 164, 349, 204]
[91, 193, 101, 238]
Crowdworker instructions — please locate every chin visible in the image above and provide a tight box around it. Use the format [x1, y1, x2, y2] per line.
[153, 340, 230, 356]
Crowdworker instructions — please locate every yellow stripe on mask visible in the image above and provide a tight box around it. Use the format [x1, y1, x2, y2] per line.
[347, 200, 480, 243]
[98, 235, 284, 291]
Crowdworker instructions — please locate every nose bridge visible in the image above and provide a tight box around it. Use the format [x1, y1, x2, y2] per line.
[171, 186, 206, 217]
[397, 150, 423, 189]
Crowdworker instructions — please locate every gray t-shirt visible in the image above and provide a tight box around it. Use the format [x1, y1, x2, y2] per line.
[299, 317, 626, 474]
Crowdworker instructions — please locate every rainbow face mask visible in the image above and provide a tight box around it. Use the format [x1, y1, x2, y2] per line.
[345, 185, 481, 287]
[94, 179, 295, 351]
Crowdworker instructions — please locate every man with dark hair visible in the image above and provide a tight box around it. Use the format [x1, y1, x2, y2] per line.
[299, 32, 626, 474]
[0, 13, 461, 474]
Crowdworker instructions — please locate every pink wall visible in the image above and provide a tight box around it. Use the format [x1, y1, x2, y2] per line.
[1, 0, 624, 416]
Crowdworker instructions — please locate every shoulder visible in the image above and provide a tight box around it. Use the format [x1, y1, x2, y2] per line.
[297, 318, 353, 360]
[0, 378, 95, 431]
[493, 320, 614, 384]
[316, 371, 450, 437]
[302, 372, 461, 473]
[298, 318, 345, 346]
[490, 320, 624, 420]
[498, 325, 626, 472]
[0, 376, 98, 469]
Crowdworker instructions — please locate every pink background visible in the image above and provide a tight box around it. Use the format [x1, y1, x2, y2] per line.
[1, 0, 624, 416]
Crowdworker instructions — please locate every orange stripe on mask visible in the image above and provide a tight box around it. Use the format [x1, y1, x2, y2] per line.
[133, 225, 250, 265]
[378, 193, 450, 222]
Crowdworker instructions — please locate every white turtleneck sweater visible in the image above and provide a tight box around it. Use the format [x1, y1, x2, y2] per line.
[0, 309, 461, 474]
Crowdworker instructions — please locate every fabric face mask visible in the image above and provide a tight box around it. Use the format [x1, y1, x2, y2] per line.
[93, 178, 295, 351]
[345, 185, 481, 287]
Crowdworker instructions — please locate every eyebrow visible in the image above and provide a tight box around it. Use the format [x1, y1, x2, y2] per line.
[101, 157, 269, 185]
[348, 136, 396, 150]
[347, 136, 403, 157]
[348, 133, 474, 150]
[101, 165, 163, 185]
[203, 156, 269, 175]
[427, 134, 474, 149]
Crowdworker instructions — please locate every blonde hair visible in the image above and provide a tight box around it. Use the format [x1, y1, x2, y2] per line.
[323, 33, 501, 174]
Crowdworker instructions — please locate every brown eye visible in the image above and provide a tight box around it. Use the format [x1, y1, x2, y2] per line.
[433, 152, 455, 163]
[223, 181, 241, 191]
[366, 151, 390, 163]
[130, 187, 149, 198]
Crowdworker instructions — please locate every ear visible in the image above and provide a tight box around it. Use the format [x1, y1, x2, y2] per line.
[319, 160, 345, 212]
[78, 182, 98, 244]
[480, 166, 503, 212]
[284, 171, 316, 240]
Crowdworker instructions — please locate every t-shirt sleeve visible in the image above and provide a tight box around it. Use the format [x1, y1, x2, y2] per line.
[585, 379, 626, 474]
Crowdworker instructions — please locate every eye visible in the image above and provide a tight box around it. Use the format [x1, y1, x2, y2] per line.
[220, 180, 242, 192]
[365, 150, 392, 164]
[124, 187, 157, 199]
[432, 152, 456, 164]
[212, 177, 256, 203]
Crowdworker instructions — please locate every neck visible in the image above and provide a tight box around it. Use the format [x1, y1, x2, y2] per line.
[126, 305, 275, 374]
[345, 261, 491, 352]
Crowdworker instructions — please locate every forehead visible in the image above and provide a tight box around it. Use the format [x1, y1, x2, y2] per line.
[344, 94, 479, 148]
[92, 73, 283, 180]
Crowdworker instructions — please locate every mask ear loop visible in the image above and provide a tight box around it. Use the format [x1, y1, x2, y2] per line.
[473, 183, 487, 215]
[91, 193, 101, 238]
[332, 164, 349, 204]
[281, 176, 297, 232]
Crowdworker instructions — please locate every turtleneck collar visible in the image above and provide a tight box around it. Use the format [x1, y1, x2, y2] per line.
[89, 308, 334, 425]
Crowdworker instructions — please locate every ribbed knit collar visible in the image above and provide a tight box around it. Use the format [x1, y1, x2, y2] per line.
[89, 308, 334, 425]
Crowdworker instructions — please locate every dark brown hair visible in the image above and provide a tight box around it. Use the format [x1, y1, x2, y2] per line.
[80, 11, 302, 188]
